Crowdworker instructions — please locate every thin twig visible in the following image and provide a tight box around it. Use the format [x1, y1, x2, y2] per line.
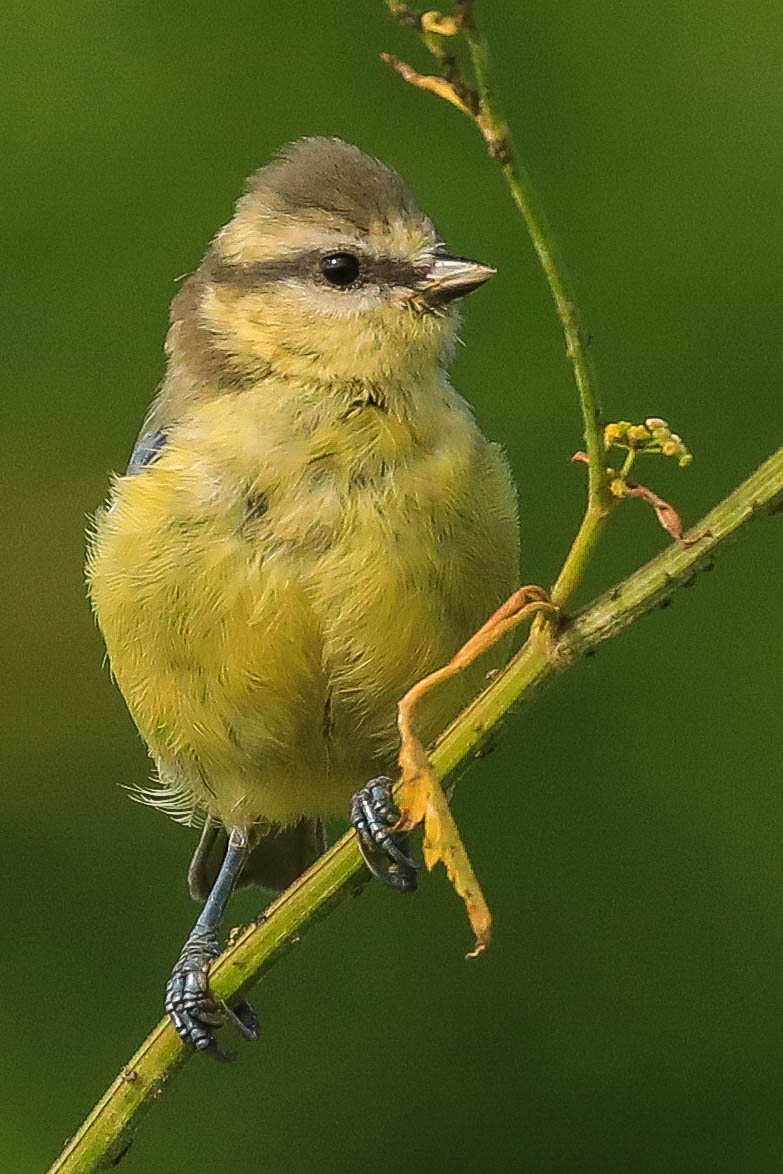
[381, 54, 476, 117]
[382, 1, 612, 607]
[48, 446, 783, 1173]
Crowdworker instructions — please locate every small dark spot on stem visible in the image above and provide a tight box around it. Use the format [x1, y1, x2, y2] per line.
[659, 597, 672, 610]
[489, 136, 512, 164]
[443, 54, 459, 82]
[460, 84, 480, 117]
[457, 0, 474, 30]
[110, 1139, 134, 1166]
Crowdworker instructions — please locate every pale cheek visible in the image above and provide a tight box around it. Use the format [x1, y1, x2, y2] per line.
[292, 282, 384, 320]
[205, 281, 455, 378]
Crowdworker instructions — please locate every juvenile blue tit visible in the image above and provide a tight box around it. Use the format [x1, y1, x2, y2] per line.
[87, 138, 519, 1055]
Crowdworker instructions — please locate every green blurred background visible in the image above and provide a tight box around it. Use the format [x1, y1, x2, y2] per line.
[3, 1, 782, 1170]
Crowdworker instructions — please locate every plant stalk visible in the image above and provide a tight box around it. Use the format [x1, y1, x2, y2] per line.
[49, 445, 783, 1173]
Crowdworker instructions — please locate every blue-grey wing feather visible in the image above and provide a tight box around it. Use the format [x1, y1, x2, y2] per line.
[126, 429, 168, 475]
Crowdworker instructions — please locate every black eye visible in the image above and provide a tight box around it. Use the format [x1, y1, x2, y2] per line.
[320, 252, 360, 287]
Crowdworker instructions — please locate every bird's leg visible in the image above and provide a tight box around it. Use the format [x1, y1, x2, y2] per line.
[350, 589, 557, 899]
[186, 816, 222, 901]
[165, 825, 259, 1058]
[350, 776, 418, 892]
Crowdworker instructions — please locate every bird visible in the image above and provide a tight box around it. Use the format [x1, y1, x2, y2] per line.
[87, 137, 520, 1056]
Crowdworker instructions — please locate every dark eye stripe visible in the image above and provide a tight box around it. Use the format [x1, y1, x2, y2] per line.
[363, 256, 423, 287]
[208, 251, 424, 291]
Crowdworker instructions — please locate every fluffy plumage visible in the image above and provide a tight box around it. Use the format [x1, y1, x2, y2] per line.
[87, 138, 519, 841]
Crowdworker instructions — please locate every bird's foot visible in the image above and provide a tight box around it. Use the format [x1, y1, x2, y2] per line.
[165, 930, 259, 1060]
[350, 776, 418, 892]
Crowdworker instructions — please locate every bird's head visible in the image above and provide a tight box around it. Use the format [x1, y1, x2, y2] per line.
[166, 138, 495, 394]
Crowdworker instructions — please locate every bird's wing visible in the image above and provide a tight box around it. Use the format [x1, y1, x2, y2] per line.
[126, 428, 168, 475]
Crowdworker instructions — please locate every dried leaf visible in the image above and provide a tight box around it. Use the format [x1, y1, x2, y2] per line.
[395, 586, 558, 955]
[623, 480, 711, 549]
[421, 10, 461, 36]
[381, 54, 477, 117]
[398, 741, 491, 957]
[419, 768, 492, 957]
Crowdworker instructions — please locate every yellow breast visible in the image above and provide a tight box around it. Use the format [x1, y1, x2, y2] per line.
[87, 378, 518, 827]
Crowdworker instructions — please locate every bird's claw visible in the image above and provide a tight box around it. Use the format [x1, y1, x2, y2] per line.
[165, 931, 259, 1059]
[350, 776, 418, 891]
[221, 998, 261, 1042]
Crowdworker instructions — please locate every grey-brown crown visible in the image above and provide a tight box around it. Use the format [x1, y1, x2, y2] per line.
[242, 137, 434, 235]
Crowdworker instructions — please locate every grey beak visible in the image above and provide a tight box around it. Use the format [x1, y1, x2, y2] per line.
[419, 253, 496, 304]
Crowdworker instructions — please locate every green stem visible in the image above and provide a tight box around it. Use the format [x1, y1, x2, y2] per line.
[384, 3, 612, 609]
[549, 502, 614, 607]
[620, 449, 637, 479]
[48, 446, 783, 1174]
[462, 23, 615, 608]
[461, 18, 606, 513]
[500, 159, 605, 505]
